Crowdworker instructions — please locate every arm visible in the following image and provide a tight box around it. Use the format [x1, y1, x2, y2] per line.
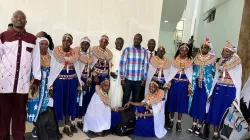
[142, 50, 149, 81]
[120, 48, 128, 80]
[32, 39, 41, 86]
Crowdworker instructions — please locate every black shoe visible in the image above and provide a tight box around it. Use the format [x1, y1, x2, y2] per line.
[165, 113, 170, 126]
[210, 135, 220, 140]
[58, 133, 63, 139]
[77, 122, 83, 129]
[176, 122, 182, 132]
[63, 127, 73, 137]
[186, 125, 197, 134]
[167, 121, 174, 130]
[70, 124, 78, 133]
[194, 127, 201, 136]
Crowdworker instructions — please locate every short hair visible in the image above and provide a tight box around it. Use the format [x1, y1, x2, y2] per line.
[8, 23, 13, 27]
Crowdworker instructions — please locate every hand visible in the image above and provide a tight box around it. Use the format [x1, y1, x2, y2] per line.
[124, 102, 131, 108]
[164, 87, 169, 92]
[110, 72, 118, 79]
[48, 89, 53, 97]
[141, 80, 146, 86]
[30, 84, 38, 97]
[93, 75, 99, 83]
[234, 99, 238, 104]
[187, 90, 192, 97]
[207, 97, 211, 103]
[135, 111, 140, 116]
[87, 78, 92, 85]
[121, 80, 125, 87]
[78, 89, 82, 96]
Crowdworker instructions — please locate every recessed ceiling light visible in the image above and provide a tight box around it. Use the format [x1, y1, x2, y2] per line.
[164, 20, 168, 23]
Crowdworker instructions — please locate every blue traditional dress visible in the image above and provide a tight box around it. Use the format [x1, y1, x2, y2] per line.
[206, 54, 242, 126]
[134, 89, 167, 138]
[27, 50, 51, 122]
[144, 56, 171, 95]
[74, 46, 93, 117]
[47, 46, 80, 121]
[166, 56, 193, 114]
[188, 53, 216, 121]
[88, 46, 112, 110]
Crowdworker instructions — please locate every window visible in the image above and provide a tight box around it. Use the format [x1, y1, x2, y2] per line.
[203, 9, 216, 23]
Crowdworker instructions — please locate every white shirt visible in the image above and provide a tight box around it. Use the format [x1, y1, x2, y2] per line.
[0, 29, 41, 94]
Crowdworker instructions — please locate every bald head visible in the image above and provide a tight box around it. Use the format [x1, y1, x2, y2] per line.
[11, 10, 27, 29]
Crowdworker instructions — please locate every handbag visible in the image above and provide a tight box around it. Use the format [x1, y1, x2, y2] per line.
[199, 121, 210, 139]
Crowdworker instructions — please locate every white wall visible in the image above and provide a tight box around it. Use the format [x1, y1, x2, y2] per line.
[158, 30, 176, 59]
[194, 0, 244, 55]
[0, 0, 163, 49]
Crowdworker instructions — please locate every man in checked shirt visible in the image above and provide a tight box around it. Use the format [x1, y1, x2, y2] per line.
[120, 33, 149, 106]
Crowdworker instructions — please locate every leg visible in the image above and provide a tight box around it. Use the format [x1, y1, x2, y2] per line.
[167, 112, 175, 129]
[11, 93, 28, 140]
[176, 113, 182, 131]
[122, 79, 132, 106]
[63, 116, 73, 137]
[0, 94, 12, 140]
[131, 81, 141, 102]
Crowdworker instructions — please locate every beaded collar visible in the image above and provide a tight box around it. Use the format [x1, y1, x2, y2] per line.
[74, 47, 93, 65]
[95, 85, 111, 107]
[172, 55, 193, 69]
[150, 56, 171, 69]
[216, 54, 241, 70]
[194, 53, 216, 66]
[144, 89, 164, 105]
[41, 52, 51, 67]
[92, 46, 113, 60]
[53, 46, 78, 64]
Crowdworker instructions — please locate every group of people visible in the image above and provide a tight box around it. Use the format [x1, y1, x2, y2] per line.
[0, 10, 247, 140]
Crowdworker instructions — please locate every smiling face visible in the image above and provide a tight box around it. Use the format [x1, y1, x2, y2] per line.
[201, 44, 210, 55]
[157, 47, 166, 58]
[11, 11, 27, 29]
[101, 80, 110, 93]
[149, 83, 158, 94]
[222, 48, 234, 58]
[179, 47, 188, 58]
[80, 41, 90, 52]
[133, 34, 142, 47]
[115, 38, 124, 51]
[147, 39, 156, 52]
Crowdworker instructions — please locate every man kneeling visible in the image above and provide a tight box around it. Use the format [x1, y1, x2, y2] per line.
[124, 81, 167, 138]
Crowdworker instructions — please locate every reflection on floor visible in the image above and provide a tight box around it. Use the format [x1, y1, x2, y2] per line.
[18, 115, 213, 140]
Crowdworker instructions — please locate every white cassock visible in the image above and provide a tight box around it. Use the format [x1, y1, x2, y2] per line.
[109, 48, 123, 108]
[83, 92, 111, 132]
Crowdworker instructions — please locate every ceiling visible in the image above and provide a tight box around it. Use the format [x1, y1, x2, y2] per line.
[160, 0, 187, 31]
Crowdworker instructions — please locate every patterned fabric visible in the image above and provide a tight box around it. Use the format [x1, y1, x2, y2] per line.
[188, 59, 216, 111]
[27, 66, 50, 122]
[120, 46, 148, 81]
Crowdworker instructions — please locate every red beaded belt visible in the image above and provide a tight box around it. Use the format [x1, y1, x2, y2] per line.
[58, 74, 77, 79]
[173, 78, 188, 81]
[94, 67, 109, 75]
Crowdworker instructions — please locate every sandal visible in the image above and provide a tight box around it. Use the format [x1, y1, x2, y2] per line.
[63, 127, 73, 137]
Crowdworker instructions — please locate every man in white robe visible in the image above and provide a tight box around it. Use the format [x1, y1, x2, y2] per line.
[109, 37, 124, 108]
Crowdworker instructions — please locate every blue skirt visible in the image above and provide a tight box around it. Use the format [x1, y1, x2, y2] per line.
[189, 80, 207, 121]
[53, 69, 78, 121]
[133, 106, 156, 137]
[111, 111, 121, 128]
[206, 84, 236, 126]
[167, 74, 189, 114]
